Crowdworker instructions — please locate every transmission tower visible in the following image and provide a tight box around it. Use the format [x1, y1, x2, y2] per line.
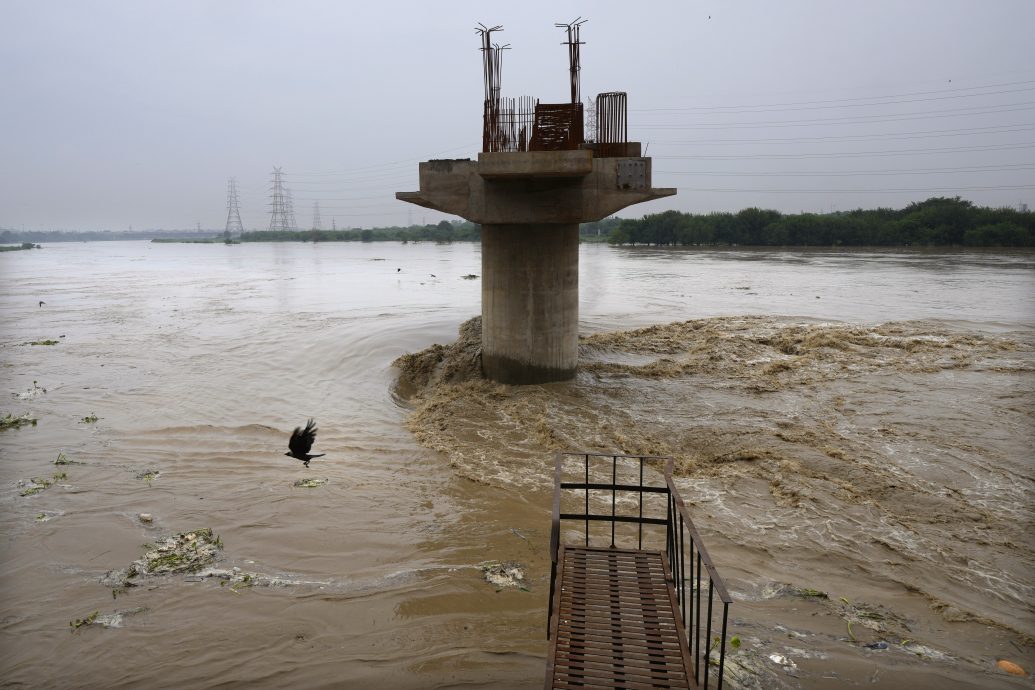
[268, 167, 298, 232]
[311, 201, 322, 231]
[225, 177, 245, 235]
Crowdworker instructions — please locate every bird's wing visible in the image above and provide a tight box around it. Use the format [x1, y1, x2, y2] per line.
[288, 419, 318, 456]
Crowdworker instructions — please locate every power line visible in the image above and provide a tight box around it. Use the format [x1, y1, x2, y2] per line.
[655, 142, 1035, 160]
[625, 79, 1035, 113]
[673, 184, 1035, 194]
[633, 82, 1035, 114]
[651, 124, 1035, 146]
[638, 102, 1035, 130]
[657, 164, 1035, 177]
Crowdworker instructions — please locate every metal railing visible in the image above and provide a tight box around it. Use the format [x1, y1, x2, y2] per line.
[549, 451, 734, 689]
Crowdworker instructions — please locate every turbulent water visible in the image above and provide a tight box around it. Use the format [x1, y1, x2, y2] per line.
[1, 241, 1033, 688]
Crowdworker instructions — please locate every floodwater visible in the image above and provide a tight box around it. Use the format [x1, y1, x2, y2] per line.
[1, 241, 1033, 689]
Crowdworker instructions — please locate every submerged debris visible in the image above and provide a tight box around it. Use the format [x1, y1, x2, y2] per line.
[293, 477, 328, 488]
[1, 413, 37, 432]
[478, 561, 527, 590]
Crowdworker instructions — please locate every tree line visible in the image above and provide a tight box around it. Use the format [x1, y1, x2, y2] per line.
[240, 220, 481, 243]
[607, 197, 1034, 247]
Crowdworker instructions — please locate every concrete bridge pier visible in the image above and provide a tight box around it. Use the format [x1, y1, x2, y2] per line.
[481, 223, 579, 384]
[397, 149, 673, 384]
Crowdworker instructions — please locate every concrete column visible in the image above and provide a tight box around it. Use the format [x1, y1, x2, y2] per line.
[481, 223, 579, 384]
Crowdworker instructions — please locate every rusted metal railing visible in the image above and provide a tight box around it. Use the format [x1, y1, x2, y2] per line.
[549, 451, 733, 689]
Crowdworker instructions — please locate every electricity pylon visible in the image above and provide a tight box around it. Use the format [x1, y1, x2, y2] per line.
[225, 177, 245, 235]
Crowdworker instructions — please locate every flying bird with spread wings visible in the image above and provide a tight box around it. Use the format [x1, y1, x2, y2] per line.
[285, 418, 324, 467]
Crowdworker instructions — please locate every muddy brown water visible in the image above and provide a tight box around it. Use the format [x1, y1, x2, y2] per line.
[1, 242, 1033, 688]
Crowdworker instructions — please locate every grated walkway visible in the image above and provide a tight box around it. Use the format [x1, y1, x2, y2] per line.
[545, 546, 696, 689]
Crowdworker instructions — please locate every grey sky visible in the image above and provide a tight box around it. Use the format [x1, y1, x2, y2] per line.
[2, 0, 1033, 232]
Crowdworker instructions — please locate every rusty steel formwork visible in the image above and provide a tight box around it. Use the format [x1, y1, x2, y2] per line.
[595, 91, 629, 158]
[529, 103, 584, 151]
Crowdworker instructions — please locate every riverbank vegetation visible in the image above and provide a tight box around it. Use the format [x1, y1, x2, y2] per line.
[8, 197, 1032, 247]
[608, 197, 1034, 247]
[241, 220, 482, 243]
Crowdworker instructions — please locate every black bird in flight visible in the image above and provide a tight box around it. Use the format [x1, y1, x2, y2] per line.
[286, 419, 324, 467]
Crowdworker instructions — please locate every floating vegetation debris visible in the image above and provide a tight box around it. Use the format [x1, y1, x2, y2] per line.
[135, 469, 160, 484]
[229, 573, 254, 593]
[461, 274, 479, 280]
[478, 561, 527, 590]
[106, 527, 223, 595]
[19, 472, 66, 497]
[763, 583, 829, 600]
[292, 477, 328, 488]
[1, 413, 37, 431]
[54, 452, 82, 465]
[69, 607, 147, 631]
[69, 611, 98, 630]
[79, 413, 99, 424]
[27, 339, 59, 346]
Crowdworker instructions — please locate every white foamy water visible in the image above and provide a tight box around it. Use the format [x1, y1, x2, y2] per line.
[2, 241, 1033, 688]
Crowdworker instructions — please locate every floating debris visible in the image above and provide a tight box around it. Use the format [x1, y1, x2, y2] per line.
[54, 452, 82, 465]
[292, 477, 328, 488]
[478, 561, 527, 590]
[136, 528, 221, 575]
[135, 469, 160, 484]
[27, 339, 59, 346]
[997, 659, 1027, 676]
[138, 513, 153, 524]
[184, 566, 289, 593]
[864, 641, 889, 650]
[763, 583, 829, 600]
[15, 380, 47, 399]
[106, 527, 223, 595]
[69, 610, 99, 631]
[79, 413, 99, 424]
[1, 413, 37, 432]
[461, 274, 479, 280]
[69, 607, 147, 631]
[19, 472, 65, 497]
[229, 573, 254, 593]
[768, 653, 797, 669]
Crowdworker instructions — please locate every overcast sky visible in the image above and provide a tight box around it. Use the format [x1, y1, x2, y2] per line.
[2, 0, 1033, 232]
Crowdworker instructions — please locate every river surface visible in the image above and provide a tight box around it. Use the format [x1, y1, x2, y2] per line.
[1, 241, 1032, 689]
